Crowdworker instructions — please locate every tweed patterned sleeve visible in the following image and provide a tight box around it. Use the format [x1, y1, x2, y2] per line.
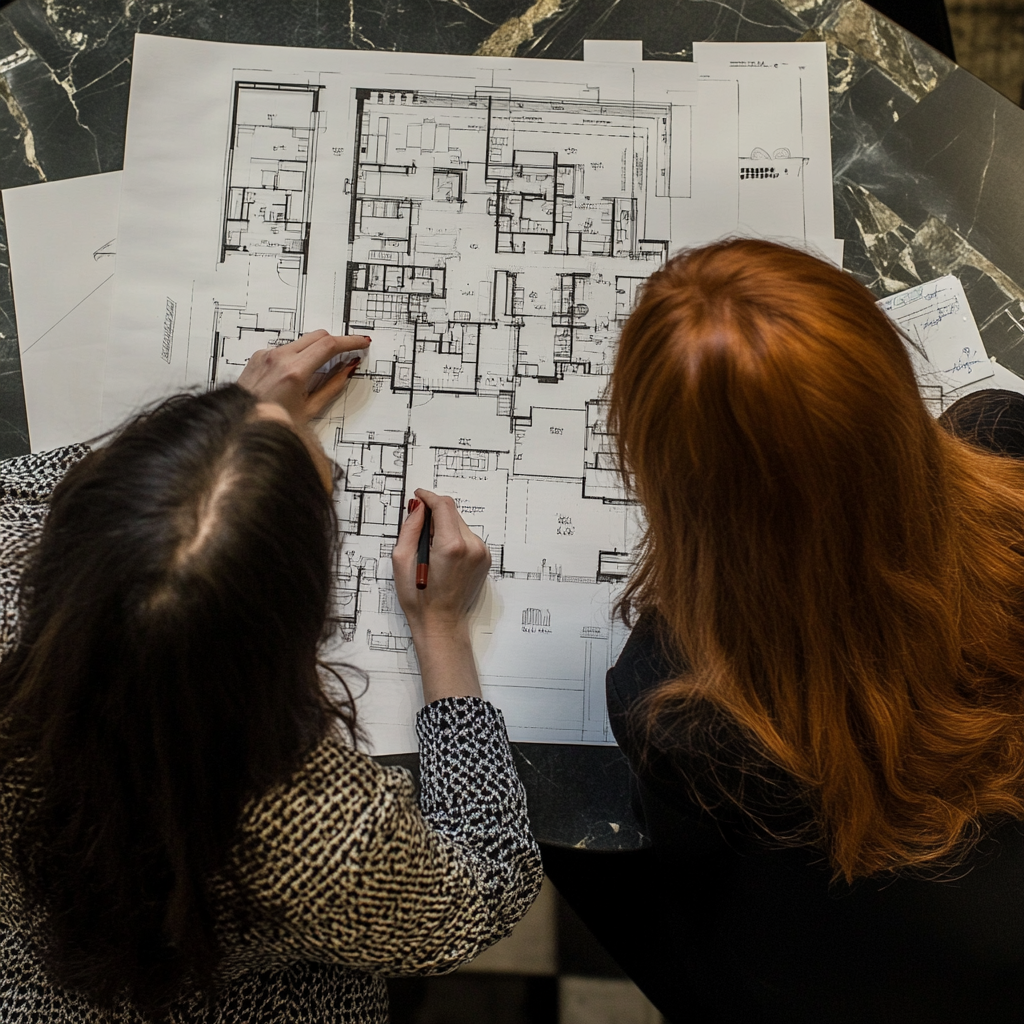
[227, 698, 542, 976]
[0, 446, 90, 505]
[414, 696, 542, 933]
[0, 446, 90, 654]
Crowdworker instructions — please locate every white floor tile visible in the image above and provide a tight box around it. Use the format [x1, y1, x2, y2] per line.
[559, 976, 663, 1024]
[459, 876, 557, 976]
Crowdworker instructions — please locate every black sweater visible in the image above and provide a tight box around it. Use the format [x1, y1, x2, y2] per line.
[607, 610, 1024, 1024]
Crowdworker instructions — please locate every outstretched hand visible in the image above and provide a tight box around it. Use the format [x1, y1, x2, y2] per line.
[236, 329, 370, 425]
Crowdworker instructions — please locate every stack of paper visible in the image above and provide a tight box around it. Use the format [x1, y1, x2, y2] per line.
[878, 275, 1024, 415]
[5, 36, 854, 751]
[5, 37, 846, 447]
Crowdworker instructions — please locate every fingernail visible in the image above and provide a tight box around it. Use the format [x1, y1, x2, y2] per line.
[408, 499, 421, 514]
[364, 335, 372, 343]
[345, 359, 360, 375]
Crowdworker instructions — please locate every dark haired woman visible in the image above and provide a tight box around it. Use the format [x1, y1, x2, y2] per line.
[544, 240, 1024, 1023]
[0, 329, 542, 1020]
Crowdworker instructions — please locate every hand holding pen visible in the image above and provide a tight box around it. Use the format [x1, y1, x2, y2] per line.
[391, 489, 491, 702]
[392, 489, 490, 632]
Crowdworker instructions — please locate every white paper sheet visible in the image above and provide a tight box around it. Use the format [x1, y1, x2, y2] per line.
[105, 34, 840, 752]
[101, 35, 710, 751]
[878, 275, 998, 414]
[691, 41, 838, 255]
[3, 171, 121, 451]
[583, 40, 644, 63]
[105, 36, 698, 421]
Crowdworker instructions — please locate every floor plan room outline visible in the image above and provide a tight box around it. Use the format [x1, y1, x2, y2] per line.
[211, 81, 322, 386]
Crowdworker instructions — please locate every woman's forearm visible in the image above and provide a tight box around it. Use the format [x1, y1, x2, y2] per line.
[411, 624, 483, 703]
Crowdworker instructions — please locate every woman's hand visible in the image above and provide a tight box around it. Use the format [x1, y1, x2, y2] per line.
[392, 489, 491, 702]
[236, 329, 370, 425]
[393, 489, 491, 634]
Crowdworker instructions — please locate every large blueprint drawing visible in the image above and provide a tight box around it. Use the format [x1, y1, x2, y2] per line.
[105, 35, 835, 752]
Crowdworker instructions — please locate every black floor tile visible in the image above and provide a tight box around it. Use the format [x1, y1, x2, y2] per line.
[387, 974, 558, 1024]
[555, 890, 626, 980]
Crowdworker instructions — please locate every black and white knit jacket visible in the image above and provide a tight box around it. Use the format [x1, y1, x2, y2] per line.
[0, 447, 543, 1022]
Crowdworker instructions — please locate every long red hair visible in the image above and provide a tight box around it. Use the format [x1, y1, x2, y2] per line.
[609, 239, 1024, 880]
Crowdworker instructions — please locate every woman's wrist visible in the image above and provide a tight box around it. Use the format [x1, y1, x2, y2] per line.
[407, 612, 471, 644]
[412, 621, 483, 702]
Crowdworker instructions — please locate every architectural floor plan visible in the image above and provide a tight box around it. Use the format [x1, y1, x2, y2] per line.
[211, 82, 321, 386]
[326, 82, 684, 745]
[104, 36, 835, 751]
[321, 81, 696, 745]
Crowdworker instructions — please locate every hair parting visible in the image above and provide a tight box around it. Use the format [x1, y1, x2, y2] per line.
[0, 385, 360, 1012]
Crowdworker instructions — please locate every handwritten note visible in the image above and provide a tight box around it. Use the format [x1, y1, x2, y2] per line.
[878, 276, 994, 399]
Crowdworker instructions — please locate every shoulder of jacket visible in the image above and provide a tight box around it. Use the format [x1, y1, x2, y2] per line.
[0, 445, 90, 494]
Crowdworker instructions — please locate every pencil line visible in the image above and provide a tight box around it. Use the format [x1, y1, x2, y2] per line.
[21, 273, 114, 355]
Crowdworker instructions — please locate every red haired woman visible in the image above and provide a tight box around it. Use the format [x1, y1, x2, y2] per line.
[545, 240, 1024, 1023]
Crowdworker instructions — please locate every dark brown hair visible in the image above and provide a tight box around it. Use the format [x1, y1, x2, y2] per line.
[0, 384, 358, 1012]
[609, 239, 1024, 881]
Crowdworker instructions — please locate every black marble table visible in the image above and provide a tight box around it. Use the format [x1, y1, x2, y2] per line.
[2, 0, 1022, 849]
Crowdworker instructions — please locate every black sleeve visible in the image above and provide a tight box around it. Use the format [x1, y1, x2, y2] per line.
[606, 611, 730, 858]
[608, 611, 815, 859]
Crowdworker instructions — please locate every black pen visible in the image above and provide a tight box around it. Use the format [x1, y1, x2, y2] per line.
[415, 505, 431, 590]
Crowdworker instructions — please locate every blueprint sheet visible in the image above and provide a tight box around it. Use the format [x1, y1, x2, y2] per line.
[105, 34, 837, 752]
[4, 171, 120, 451]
